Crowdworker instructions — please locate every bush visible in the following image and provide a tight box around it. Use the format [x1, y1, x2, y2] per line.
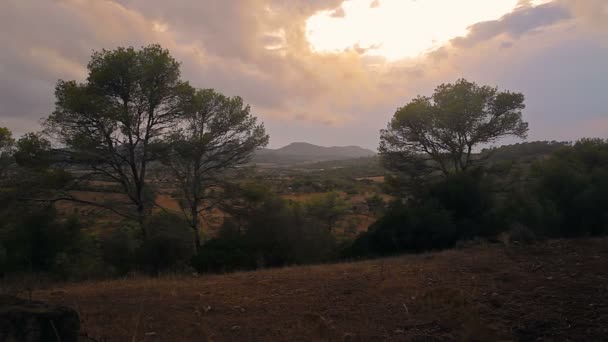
[345, 170, 504, 258]
[535, 140, 608, 236]
[344, 201, 457, 257]
[191, 228, 256, 273]
[0, 207, 102, 279]
[499, 191, 560, 238]
[508, 223, 537, 245]
[140, 212, 196, 274]
[507, 139, 608, 238]
[50, 221, 102, 280]
[424, 169, 502, 238]
[304, 191, 349, 232]
[365, 194, 386, 216]
[192, 190, 335, 273]
[101, 222, 142, 276]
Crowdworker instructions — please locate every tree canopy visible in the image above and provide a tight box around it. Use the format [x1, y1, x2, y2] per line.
[380, 79, 528, 181]
[14, 133, 53, 170]
[43, 44, 269, 243]
[0, 127, 15, 179]
[45, 45, 190, 237]
[159, 88, 268, 250]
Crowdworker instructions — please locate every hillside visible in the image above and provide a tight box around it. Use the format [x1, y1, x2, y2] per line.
[483, 141, 568, 162]
[253, 142, 376, 164]
[34, 238, 608, 341]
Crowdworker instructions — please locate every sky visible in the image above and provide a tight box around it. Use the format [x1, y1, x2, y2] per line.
[0, 0, 606, 150]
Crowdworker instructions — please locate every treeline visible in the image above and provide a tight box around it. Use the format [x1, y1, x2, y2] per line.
[1, 47, 607, 280]
[0, 45, 270, 278]
[0, 167, 348, 277]
[348, 77, 608, 256]
[346, 139, 608, 257]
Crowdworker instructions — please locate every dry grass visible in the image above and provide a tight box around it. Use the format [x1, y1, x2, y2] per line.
[57, 188, 378, 240]
[355, 176, 385, 183]
[30, 238, 608, 341]
[281, 192, 338, 202]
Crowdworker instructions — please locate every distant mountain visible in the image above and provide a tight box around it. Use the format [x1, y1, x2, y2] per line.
[253, 142, 376, 164]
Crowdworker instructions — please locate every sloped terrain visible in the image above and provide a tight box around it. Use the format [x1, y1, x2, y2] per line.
[36, 238, 608, 341]
[254, 142, 375, 164]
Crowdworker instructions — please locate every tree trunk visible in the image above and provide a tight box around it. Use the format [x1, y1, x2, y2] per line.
[137, 203, 147, 240]
[191, 200, 201, 253]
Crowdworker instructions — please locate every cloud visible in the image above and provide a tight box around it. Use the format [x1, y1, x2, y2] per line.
[330, 6, 346, 18]
[0, 0, 169, 126]
[451, 2, 571, 48]
[0, 0, 606, 149]
[0, 0, 356, 132]
[561, 0, 608, 29]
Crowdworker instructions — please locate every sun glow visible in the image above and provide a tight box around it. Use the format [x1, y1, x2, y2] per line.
[306, 0, 538, 61]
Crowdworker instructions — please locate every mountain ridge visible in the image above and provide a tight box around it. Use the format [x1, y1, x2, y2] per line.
[253, 142, 376, 164]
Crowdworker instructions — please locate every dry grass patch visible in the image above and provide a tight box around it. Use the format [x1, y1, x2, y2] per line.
[30, 238, 608, 341]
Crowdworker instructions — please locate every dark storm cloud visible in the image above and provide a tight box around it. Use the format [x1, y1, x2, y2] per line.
[451, 2, 571, 47]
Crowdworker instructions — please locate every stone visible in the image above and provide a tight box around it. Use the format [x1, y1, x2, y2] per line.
[0, 296, 79, 342]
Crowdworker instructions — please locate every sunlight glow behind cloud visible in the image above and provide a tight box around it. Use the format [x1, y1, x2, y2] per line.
[306, 0, 532, 60]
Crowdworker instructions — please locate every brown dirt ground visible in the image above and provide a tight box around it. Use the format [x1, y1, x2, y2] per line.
[34, 238, 608, 341]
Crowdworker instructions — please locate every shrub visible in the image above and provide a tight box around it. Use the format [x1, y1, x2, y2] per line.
[344, 201, 457, 257]
[191, 228, 256, 273]
[424, 169, 502, 238]
[508, 223, 537, 245]
[345, 170, 505, 258]
[192, 190, 335, 273]
[304, 191, 349, 232]
[500, 191, 560, 238]
[365, 194, 386, 216]
[101, 222, 142, 276]
[50, 219, 103, 280]
[0, 207, 102, 279]
[140, 212, 196, 274]
[509, 139, 608, 238]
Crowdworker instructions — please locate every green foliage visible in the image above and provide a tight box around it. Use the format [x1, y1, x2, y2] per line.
[365, 194, 386, 216]
[0, 206, 101, 279]
[141, 212, 196, 273]
[482, 141, 568, 162]
[509, 139, 608, 237]
[157, 88, 268, 241]
[424, 170, 502, 238]
[5, 50, 608, 281]
[102, 213, 197, 275]
[100, 222, 142, 275]
[192, 219, 255, 273]
[13, 133, 53, 170]
[344, 201, 457, 257]
[0, 127, 14, 149]
[499, 190, 560, 238]
[192, 188, 335, 273]
[352, 139, 608, 256]
[45, 44, 190, 234]
[380, 79, 528, 187]
[288, 173, 361, 194]
[0, 127, 15, 178]
[100, 212, 208, 276]
[346, 169, 502, 257]
[300, 156, 383, 176]
[304, 191, 349, 231]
